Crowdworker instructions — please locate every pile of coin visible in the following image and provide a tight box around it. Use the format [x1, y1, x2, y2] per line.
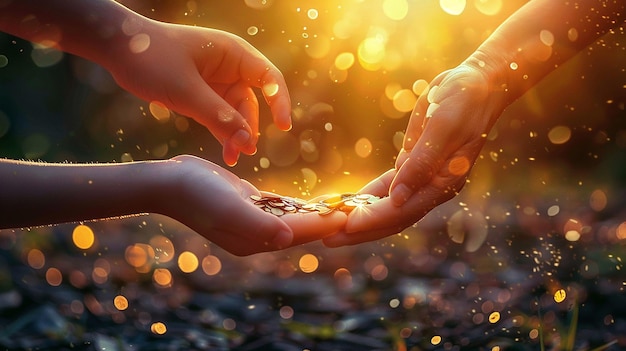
[250, 193, 381, 217]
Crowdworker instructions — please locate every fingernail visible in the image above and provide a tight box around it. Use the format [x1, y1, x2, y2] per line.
[273, 229, 293, 249]
[231, 129, 251, 147]
[390, 184, 412, 206]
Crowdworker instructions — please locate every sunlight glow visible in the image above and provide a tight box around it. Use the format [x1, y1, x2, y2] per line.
[383, 0, 409, 21]
[299, 253, 319, 273]
[72, 224, 95, 250]
[440, 0, 466, 15]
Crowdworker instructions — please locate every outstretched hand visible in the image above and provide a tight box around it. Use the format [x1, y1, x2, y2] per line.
[324, 64, 505, 247]
[166, 155, 346, 256]
[107, 21, 292, 166]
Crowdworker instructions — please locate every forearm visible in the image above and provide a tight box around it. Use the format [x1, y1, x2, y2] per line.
[0, 159, 174, 229]
[0, 0, 148, 69]
[464, 0, 625, 107]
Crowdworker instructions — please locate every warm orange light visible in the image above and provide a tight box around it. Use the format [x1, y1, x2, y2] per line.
[72, 224, 95, 250]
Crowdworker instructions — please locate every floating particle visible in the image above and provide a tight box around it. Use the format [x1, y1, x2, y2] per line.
[73, 224, 95, 250]
[440, 0, 466, 15]
[247, 26, 259, 36]
[114, 295, 129, 311]
[178, 251, 199, 273]
[474, 0, 502, 15]
[489, 311, 500, 323]
[202, 255, 222, 276]
[431, 335, 442, 345]
[151, 322, 167, 335]
[307, 8, 319, 19]
[383, 0, 409, 20]
[548, 125, 571, 144]
[299, 254, 319, 273]
[554, 288, 566, 303]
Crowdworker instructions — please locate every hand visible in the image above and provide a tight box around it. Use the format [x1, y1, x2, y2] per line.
[166, 155, 346, 256]
[106, 21, 292, 166]
[324, 64, 505, 247]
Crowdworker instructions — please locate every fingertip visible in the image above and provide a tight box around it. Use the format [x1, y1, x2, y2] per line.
[222, 141, 240, 167]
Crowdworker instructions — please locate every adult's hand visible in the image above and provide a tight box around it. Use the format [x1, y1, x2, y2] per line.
[324, 64, 505, 247]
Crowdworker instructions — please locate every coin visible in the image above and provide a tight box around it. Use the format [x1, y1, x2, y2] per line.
[250, 193, 381, 217]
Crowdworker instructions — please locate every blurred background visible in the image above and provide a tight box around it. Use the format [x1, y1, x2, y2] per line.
[1, 0, 625, 349]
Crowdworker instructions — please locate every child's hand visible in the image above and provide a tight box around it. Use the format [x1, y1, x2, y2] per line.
[106, 21, 292, 166]
[165, 155, 345, 256]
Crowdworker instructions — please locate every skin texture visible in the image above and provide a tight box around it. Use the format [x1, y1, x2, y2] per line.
[0, 155, 346, 256]
[0, 0, 292, 166]
[324, 0, 626, 247]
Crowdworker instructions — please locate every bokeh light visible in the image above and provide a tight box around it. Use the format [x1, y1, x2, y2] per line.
[72, 224, 95, 250]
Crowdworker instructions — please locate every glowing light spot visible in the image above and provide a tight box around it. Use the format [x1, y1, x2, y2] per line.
[440, 0, 466, 15]
[431, 335, 442, 345]
[334, 52, 355, 70]
[389, 298, 400, 308]
[358, 36, 386, 70]
[178, 251, 199, 273]
[324, 122, 333, 131]
[547, 205, 560, 216]
[392, 131, 404, 152]
[529, 328, 539, 340]
[259, 157, 270, 169]
[244, 0, 273, 10]
[31, 45, 64, 67]
[412, 79, 429, 96]
[148, 101, 171, 122]
[202, 255, 222, 276]
[548, 125, 572, 144]
[247, 26, 259, 36]
[217, 109, 236, 123]
[568, 27, 579, 42]
[129, 33, 150, 54]
[354, 137, 373, 158]
[125, 244, 154, 268]
[27, 248, 45, 269]
[114, 295, 129, 311]
[554, 289, 566, 303]
[299, 253, 319, 273]
[153, 268, 172, 287]
[279, 306, 294, 319]
[151, 322, 167, 335]
[223, 318, 236, 330]
[307, 8, 319, 19]
[589, 189, 607, 212]
[72, 224, 95, 250]
[539, 29, 554, 46]
[616, 222, 626, 240]
[150, 235, 175, 263]
[565, 230, 581, 242]
[509, 62, 518, 70]
[489, 311, 500, 323]
[46, 267, 62, 286]
[262, 82, 279, 97]
[392, 89, 417, 113]
[448, 156, 471, 176]
[426, 102, 440, 118]
[334, 268, 353, 290]
[0, 55, 8, 68]
[474, 0, 502, 15]
[383, 0, 409, 21]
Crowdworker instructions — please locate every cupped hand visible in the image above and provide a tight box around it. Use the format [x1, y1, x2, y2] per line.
[106, 20, 292, 166]
[167, 155, 345, 256]
[324, 64, 505, 247]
